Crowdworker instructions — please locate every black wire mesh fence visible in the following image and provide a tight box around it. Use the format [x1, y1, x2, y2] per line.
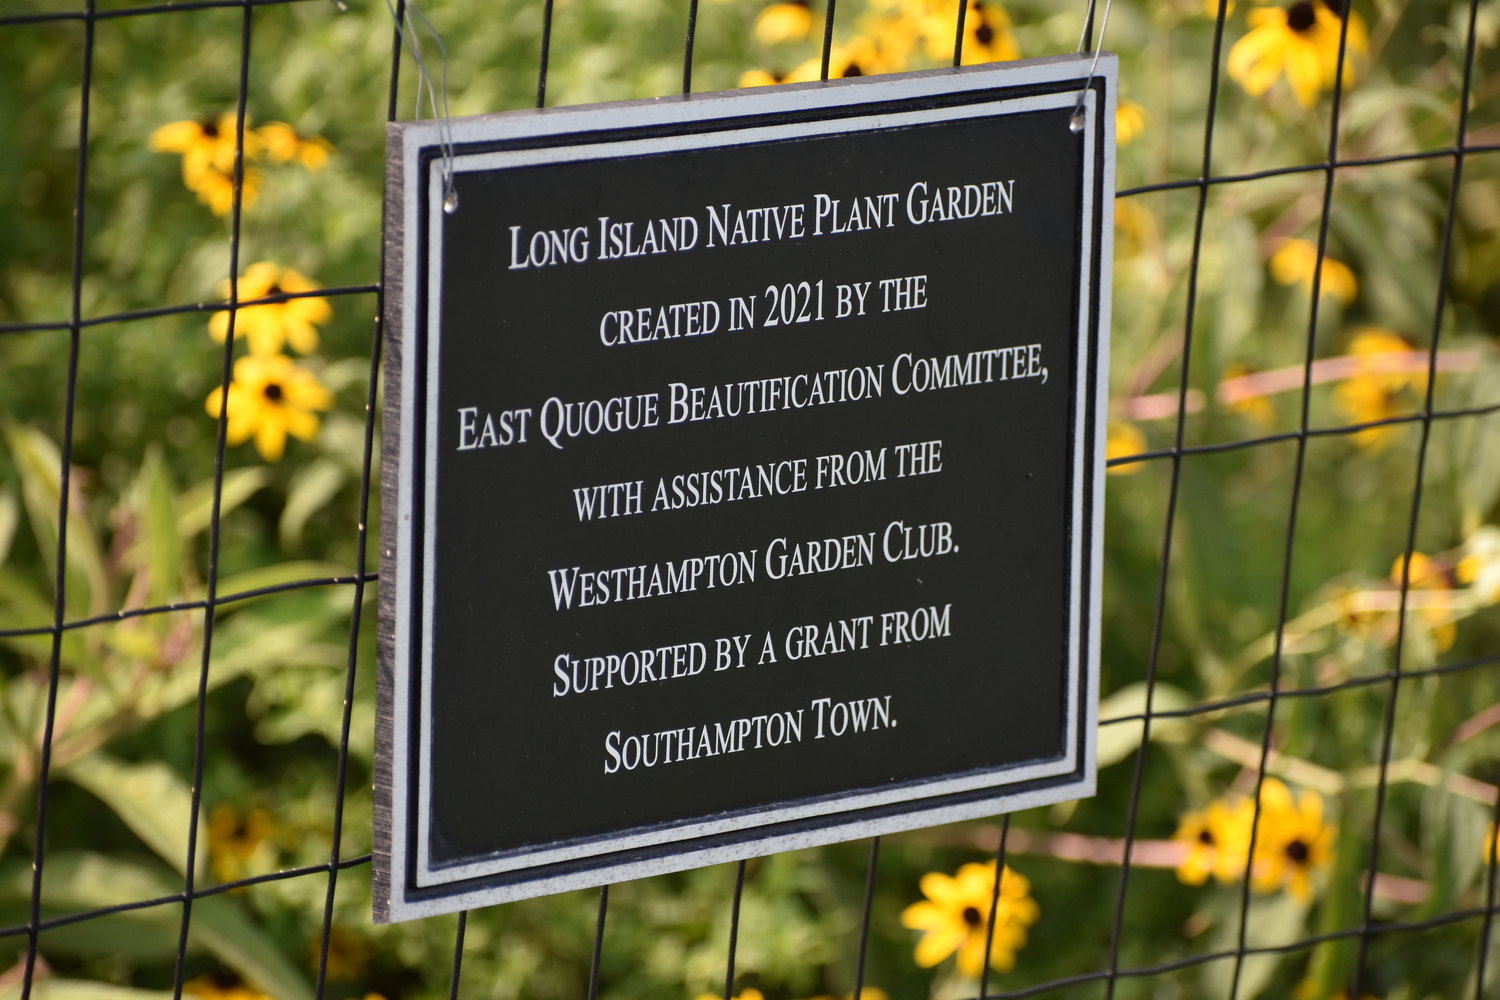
[1, 0, 1499, 996]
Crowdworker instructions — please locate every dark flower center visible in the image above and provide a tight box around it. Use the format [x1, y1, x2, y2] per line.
[975, 22, 994, 45]
[962, 905, 983, 927]
[202, 121, 220, 138]
[1285, 839, 1310, 863]
[1198, 829, 1216, 846]
[266, 283, 283, 297]
[842, 63, 863, 77]
[1286, 2, 1317, 31]
[263, 382, 284, 402]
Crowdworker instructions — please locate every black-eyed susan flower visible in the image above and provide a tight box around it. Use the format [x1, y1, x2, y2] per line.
[1172, 797, 1254, 885]
[308, 926, 372, 981]
[184, 976, 273, 1000]
[1458, 526, 1500, 605]
[1105, 420, 1145, 475]
[900, 860, 1038, 977]
[189, 162, 263, 217]
[1249, 778, 1335, 902]
[954, 0, 1019, 64]
[786, 36, 884, 80]
[205, 355, 333, 462]
[909, 0, 1016, 62]
[1391, 551, 1457, 650]
[1332, 327, 1421, 452]
[258, 121, 335, 171]
[207, 804, 276, 883]
[1227, 0, 1366, 108]
[208, 262, 332, 357]
[1270, 237, 1357, 304]
[150, 112, 261, 178]
[1114, 200, 1157, 257]
[755, 0, 814, 43]
[1116, 99, 1147, 144]
[739, 68, 787, 87]
[1221, 362, 1276, 428]
[693, 991, 765, 1000]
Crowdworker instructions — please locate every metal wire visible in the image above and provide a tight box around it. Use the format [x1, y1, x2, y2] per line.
[4, 0, 1498, 994]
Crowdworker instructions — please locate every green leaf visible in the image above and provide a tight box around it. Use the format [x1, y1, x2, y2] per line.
[176, 467, 273, 540]
[129, 446, 183, 607]
[278, 458, 346, 550]
[2, 422, 109, 619]
[0, 980, 176, 1000]
[0, 853, 311, 1000]
[1205, 889, 1309, 1000]
[60, 753, 206, 881]
[191, 893, 314, 1000]
[1097, 682, 1194, 768]
[0, 486, 18, 568]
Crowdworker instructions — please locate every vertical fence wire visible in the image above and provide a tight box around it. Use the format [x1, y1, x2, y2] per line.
[724, 860, 748, 1000]
[976, 817, 1009, 1000]
[313, 3, 407, 993]
[588, 886, 610, 1000]
[21, 2, 96, 997]
[1223, 1, 1365, 996]
[853, 838, 880, 1000]
[171, 6, 257, 999]
[1349, 0, 1484, 992]
[1477, 790, 1500, 999]
[1099, 2, 1231, 997]
[537, 0, 556, 105]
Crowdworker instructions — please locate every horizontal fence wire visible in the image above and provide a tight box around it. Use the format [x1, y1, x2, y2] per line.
[2, 0, 1498, 992]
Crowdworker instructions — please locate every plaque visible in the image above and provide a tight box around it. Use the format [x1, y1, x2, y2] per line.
[375, 54, 1115, 920]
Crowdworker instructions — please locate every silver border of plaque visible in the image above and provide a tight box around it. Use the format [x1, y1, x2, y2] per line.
[376, 52, 1116, 921]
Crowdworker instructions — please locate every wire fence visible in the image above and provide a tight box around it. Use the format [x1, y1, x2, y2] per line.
[0, 0, 1496, 995]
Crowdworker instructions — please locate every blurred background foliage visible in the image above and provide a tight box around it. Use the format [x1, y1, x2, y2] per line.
[2, 0, 1500, 996]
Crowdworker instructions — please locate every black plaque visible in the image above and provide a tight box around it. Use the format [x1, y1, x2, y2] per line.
[375, 55, 1114, 920]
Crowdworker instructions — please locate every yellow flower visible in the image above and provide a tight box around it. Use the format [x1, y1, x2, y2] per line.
[786, 36, 885, 80]
[1115, 99, 1147, 144]
[258, 122, 335, 171]
[1221, 362, 1276, 428]
[1106, 420, 1145, 475]
[1392, 551, 1456, 651]
[1458, 526, 1500, 605]
[756, 0, 814, 43]
[1332, 328, 1422, 453]
[1227, 0, 1367, 108]
[861, 0, 923, 68]
[184, 976, 273, 1000]
[1114, 199, 1157, 258]
[1248, 778, 1335, 902]
[951, 0, 1019, 64]
[207, 804, 275, 883]
[1172, 798, 1254, 885]
[208, 262, 332, 356]
[739, 68, 786, 87]
[150, 113, 262, 177]
[694, 991, 764, 1000]
[205, 355, 333, 462]
[1269, 238, 1357, 303]
[187, 162, 262, 217]
[900, 861, 1039, 976]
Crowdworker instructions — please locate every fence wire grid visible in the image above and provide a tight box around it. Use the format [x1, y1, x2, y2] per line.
[0, 0, 1498, 998]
